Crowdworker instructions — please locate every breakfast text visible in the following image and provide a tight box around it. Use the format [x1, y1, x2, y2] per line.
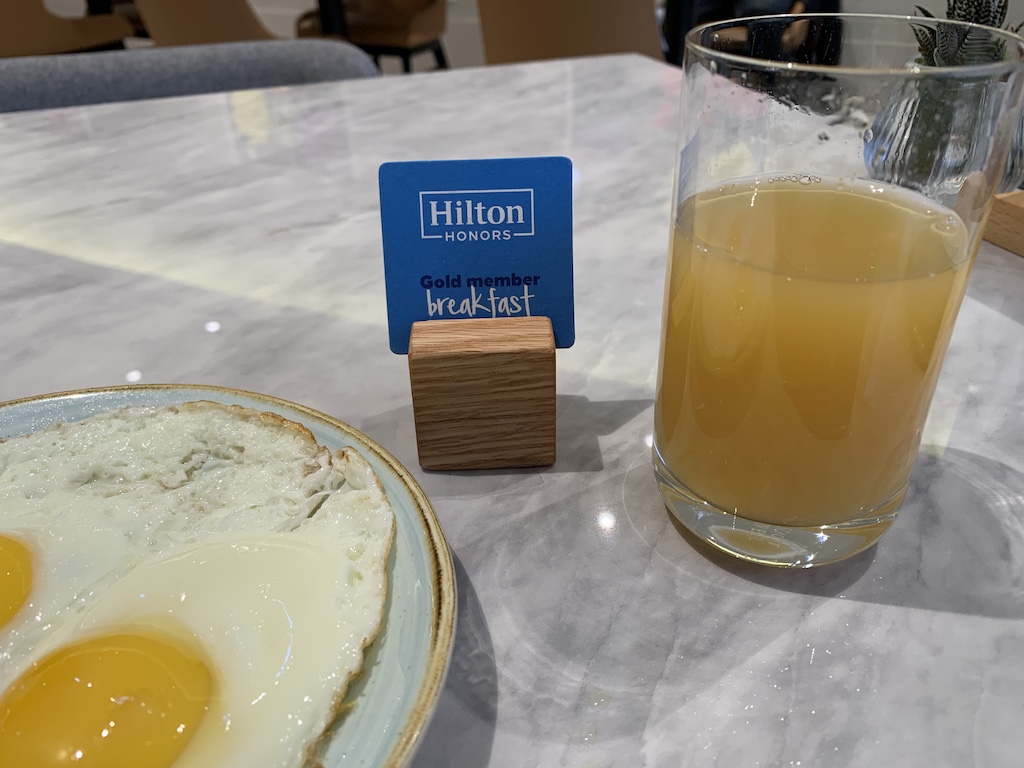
[420, 273, 537, 319]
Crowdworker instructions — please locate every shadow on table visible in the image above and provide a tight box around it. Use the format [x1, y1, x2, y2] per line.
[677, 447, 1024, 620]
[968, 247, 1024, 328]
[554, 394, 652, 473]
[401, 394, 651, 478]
[357, 394, 652, 478]
[411, 553, 498, 768]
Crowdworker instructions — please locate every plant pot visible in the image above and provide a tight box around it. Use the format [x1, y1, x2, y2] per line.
[865, 75, 1024, 207]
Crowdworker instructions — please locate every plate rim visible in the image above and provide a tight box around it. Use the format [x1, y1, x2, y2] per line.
[0, 383, 457, 768]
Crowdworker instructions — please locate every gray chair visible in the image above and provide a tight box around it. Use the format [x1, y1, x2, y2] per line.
[0, 39, 379, 113]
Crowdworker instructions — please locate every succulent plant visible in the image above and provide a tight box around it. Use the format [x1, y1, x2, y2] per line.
[912, 0, 1023, 65]
[866, 1, 1024, 198]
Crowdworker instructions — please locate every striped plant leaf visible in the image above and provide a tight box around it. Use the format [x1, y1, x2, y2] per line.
[994, 0, 1009, 26]
[959, 31, 1005, 63]
[944, 0, 1008, 26]
[912, 22, 938, 64]
[934, 22, 971, 64]
[915, 0, 1019, 64]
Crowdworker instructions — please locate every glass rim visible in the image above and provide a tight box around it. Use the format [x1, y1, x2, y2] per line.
[685, 12, 1024, 78]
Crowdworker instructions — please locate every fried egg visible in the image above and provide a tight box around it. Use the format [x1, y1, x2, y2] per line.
[0, 494, 151, 660]
[0, 403, 394, 768]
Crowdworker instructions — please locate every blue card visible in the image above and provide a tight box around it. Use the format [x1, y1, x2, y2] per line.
[379, 157, 575, 354]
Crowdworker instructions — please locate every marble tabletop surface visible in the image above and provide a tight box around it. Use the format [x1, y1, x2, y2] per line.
[2, 53, 1024, 768]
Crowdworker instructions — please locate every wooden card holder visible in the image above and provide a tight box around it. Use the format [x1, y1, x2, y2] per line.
[408, 316, 556, 471]
[984, 189, 1024, 257]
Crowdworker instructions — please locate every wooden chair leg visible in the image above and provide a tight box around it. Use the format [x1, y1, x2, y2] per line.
[402, 52, 412, 72]
[433, 41, 448, 69]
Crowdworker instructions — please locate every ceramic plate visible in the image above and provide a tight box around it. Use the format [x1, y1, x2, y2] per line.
[0, 384, 456, 768]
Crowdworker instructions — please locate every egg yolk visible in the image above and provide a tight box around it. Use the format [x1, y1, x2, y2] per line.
[0, 534, 33, 631]
[0, 630, 214, 767]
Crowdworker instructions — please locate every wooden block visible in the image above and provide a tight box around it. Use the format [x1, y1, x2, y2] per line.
[408, 317, 556, 470]
[984, 190, 1024, 257]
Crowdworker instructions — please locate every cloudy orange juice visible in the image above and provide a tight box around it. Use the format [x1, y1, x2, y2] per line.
[654, 177, 972, 527]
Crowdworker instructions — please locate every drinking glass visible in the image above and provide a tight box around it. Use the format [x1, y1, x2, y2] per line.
[654, 13, 1024, 567]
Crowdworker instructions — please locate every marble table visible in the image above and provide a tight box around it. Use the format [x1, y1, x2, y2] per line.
[2, 53, 1023, 768]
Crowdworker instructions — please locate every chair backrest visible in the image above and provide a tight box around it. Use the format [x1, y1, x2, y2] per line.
[0, 0, 132, 58]
[132, 0, 275, 47]
[345, 0, 446, 45]
[476, 0, 663, 65]
[351, 0, 436, 13]
[0, 40, 379, 113]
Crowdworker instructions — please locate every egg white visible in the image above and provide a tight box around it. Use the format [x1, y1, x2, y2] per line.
[0, 492, 150, 663]
[52, 529, 388, 768]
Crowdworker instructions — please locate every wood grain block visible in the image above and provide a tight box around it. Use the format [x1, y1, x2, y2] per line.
[984, 190, 1024, 257]
[408, 317, 556, 470]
